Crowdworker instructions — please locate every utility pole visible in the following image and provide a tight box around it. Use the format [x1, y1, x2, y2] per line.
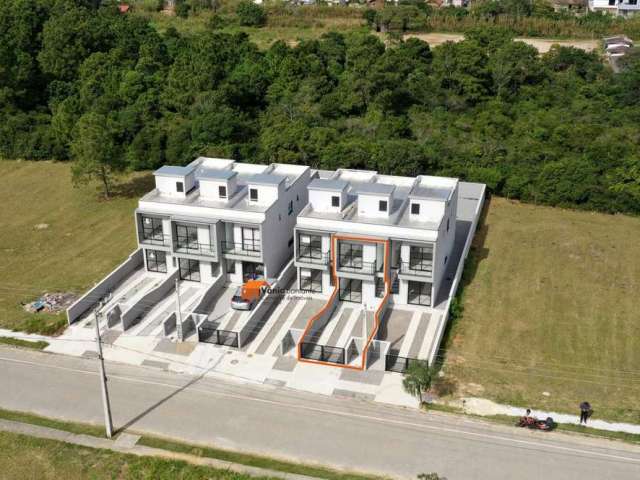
[93, 308, 113, 439]
[175, 278, 183, 342]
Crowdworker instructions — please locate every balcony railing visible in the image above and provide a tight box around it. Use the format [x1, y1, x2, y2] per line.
[140, 234, 171, 247]
[336, 255, 376, 275]
[400, 261, 433, 277]
[173, 240, 216, 257]
[296, 247, 330, 266]
[221, 241, 261, 257]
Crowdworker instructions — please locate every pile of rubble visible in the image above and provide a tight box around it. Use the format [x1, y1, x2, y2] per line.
[23, 292, 78, 314]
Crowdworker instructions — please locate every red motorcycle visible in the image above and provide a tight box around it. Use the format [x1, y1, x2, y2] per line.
[516, 416, 555, 431]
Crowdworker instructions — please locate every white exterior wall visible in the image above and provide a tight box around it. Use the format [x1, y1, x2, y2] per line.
[362, 280, 377, 307]
[199, 177, 237, 201]
[309, 189, 346, 213]
[155, 173, 196, 198]
[357, 194, 392, 219]
[262, 169, 311, 280]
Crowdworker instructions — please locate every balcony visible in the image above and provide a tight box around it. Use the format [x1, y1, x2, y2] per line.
[336, 255, 376, 275]
[296, 247, 330, 266]
[140, 234, 171, 247]
[173, 240, 216, 257]
[400, 261, 433, 277]
[221, 241, 261, 258]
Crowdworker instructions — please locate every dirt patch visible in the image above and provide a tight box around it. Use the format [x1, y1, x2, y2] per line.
[22, 292, 78, 314]
[403, 32, 598, 53]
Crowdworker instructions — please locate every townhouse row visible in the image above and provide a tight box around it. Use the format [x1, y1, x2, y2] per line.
[68, 156, 474, 372]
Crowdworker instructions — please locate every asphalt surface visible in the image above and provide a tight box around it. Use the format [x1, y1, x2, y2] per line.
[1, 346, 639, 480]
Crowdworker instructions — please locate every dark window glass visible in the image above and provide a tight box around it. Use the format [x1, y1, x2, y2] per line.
[176, 181, 184, 193]
[339, 242, 363, 269]
[288, 200, 293, 215]
[339, 278, 362, 303]
[226, 259, 236, 274]
[241, 227, 260, 252]
[300, 269, 322, 292]
[331, 196, 340, 207]
[408, 281, 431, 306]
[409, 245, 433, 272]
[447, 218, 450, 232]
[175, 224, 198, 251]
[179, 258, 200, 282]
[299, 234, 323, 259]
[219, 185, 227, 198]
[141, 216, 164, 243]
[145, 250, 167, 273]
[250, 188, 258, 201]
[379, 200, 387, 212]
[411, 203, 420, 215]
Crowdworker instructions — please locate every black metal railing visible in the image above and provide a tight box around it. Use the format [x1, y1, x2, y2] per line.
[174, 240, 216, 257]
[385, 353, 417, 373]
[400, 261, 433, 276]
[198, 326, 239, 348]
[296, 248, 330, 266]
[300, 342, 345, 364]
[337, 255, 376, 274]
[221, 241, 261, 257]
[140, 234, 171, 247]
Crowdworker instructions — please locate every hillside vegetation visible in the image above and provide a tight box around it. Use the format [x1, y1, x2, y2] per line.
[2, 1, 640, 214]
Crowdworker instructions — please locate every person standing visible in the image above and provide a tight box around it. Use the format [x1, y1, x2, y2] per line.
[580, 401, 592, 425]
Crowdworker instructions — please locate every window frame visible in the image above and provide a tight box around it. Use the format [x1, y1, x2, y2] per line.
[219, 185, 227, 198]
[179, 258, 200, 282]
[176, 181, 184, 193]
[145, 249, 167, 273]
[379, 200, 388, 212]
[249, 188, 258, 201]
[331, 195, 340, 208]
[411, 203, 420, 215]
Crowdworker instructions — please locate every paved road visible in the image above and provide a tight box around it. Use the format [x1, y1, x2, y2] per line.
[1, 346, 639, 480]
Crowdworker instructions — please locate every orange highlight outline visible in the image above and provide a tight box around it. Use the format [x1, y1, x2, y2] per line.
[296, 234, 391, 370]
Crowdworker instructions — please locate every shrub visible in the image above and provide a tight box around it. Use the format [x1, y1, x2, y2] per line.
[236, 0, 266, 27]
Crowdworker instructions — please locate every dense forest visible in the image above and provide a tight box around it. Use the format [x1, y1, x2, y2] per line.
[1, 0, 639, 213]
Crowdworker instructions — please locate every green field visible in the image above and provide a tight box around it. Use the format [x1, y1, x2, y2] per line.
[443, 197, 640, 423]
[0, 161, 141, 334]
[0, 430, 276, 480]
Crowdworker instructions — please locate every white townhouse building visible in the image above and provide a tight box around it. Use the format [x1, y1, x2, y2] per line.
[137, 157, 311, 286]
[590, 0, 640, 15]
[294, 169, 458, 310]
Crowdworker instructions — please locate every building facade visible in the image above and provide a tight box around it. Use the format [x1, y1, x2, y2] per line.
[294, 169, 458, 310]
[136, 157, 311, 287]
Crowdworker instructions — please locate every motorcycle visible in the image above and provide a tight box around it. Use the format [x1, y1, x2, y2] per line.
[516, 415, 555, 431]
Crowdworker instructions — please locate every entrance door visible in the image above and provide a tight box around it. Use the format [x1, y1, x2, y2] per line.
[339, 279, 362, 303]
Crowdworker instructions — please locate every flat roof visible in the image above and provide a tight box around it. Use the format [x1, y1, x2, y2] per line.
[154, 165, 196, 177]
[248, 173, 285, 186]
[197, 169, 237, 181]
[356, 183, 395, 196]
[409, 185, 452, 201]
[308, 178, 348, 192]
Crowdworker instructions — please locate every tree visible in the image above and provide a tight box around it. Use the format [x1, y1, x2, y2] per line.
[70, 112, 124, 198]
[402, 360, 433, 401]
[236, 0, 266, 27]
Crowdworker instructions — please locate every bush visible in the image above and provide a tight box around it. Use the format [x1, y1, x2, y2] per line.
[236, 0, 266, 27]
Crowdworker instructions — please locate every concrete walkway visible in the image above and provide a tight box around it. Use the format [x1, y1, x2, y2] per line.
[0, 418, 318, 480]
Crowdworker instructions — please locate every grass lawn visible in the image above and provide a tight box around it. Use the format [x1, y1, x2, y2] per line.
[0, 337, 49, 350]
[0, 430, 278, 480]
[0, 161, 145, 334]
[0, 408, 383, 480]
[130, 5, 368, 49]
[442, 197, 640, 424]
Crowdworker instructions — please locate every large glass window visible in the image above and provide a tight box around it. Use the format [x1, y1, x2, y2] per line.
[300, 269, 322, 292]
[145, 250, 167, 273]
[298, 234, 323, 260]
[241, 227, 260, 252]
[179, 258, 200, 282]
[175, 224, 198, 251]
[141, 216, 164, 244]
[339, 279, 362, 303]
[339, 242, 363, 270]
[409, 245, 433, 272]
[407, 281, 431, 306]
